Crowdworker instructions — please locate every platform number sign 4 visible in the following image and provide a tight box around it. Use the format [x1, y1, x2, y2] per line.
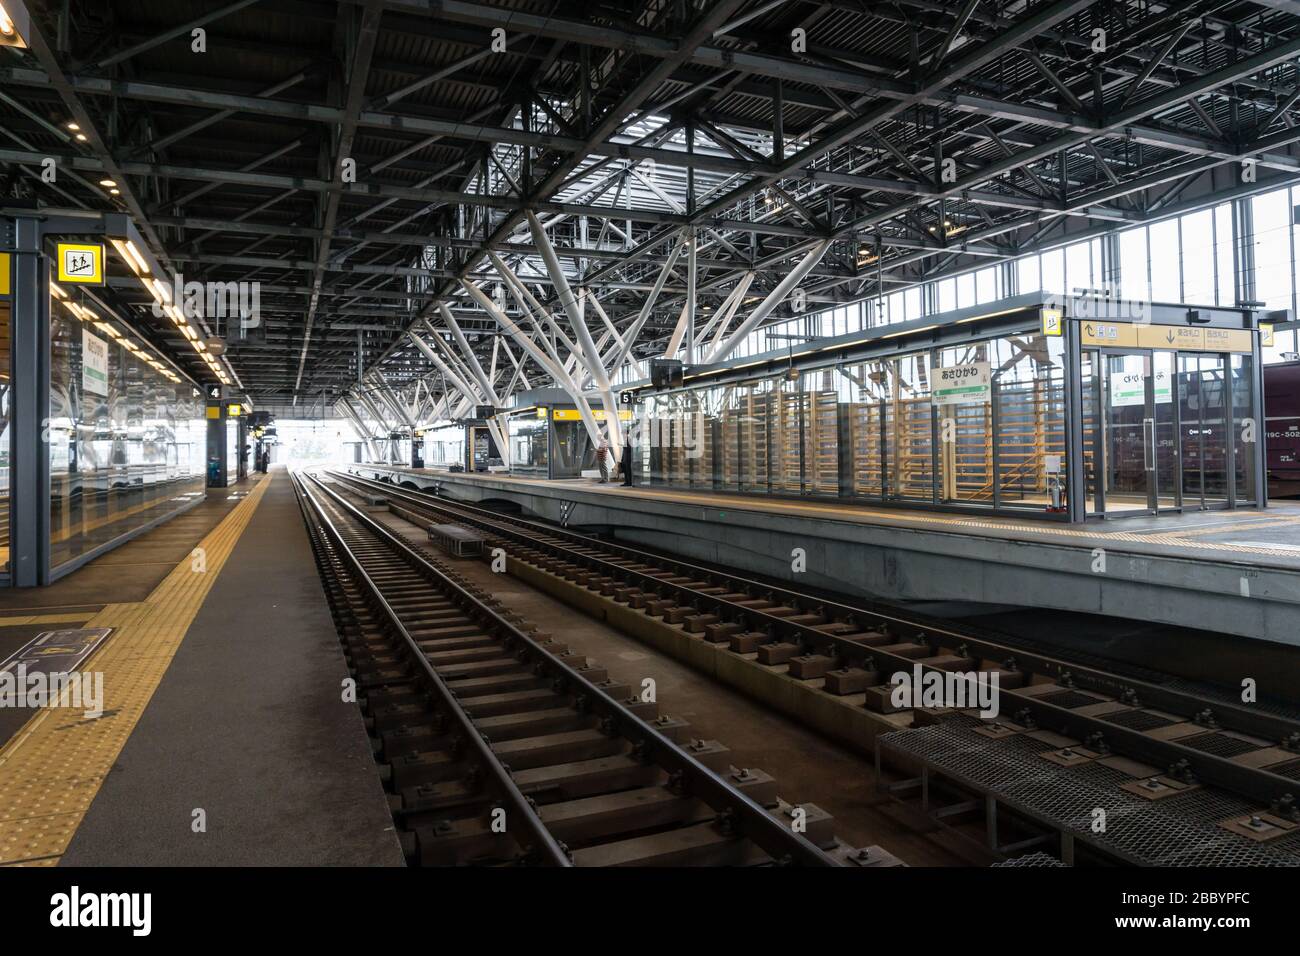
[55, 242, 105, 285]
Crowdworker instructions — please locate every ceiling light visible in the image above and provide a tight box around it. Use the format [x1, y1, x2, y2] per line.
[99, 179, 116, 188]
[49, 281, 67, 299]
[110, 188, 120, 195]
[65, 121, 78, 131]
[110, 238, 149, 276]
[75, 133, 87, 142]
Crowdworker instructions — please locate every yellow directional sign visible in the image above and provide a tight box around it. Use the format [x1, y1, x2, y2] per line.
[1201, 328, 1253, 353]
[55, 242, 105, 285]
[1260, 323, 1275, 348]
[1040, 308, 1063, 337]
[1077, 319, 1253, 354]
[0, 252, 10, 295]
[1137, 324, 1203, 350]
[1078, 320, 1138, 348]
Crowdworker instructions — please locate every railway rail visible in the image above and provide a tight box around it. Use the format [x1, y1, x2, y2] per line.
[327, 468, 1300, 833]
[292, 470, 887, 867]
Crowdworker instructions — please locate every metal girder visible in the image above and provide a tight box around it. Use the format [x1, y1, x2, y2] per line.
[294, 0, 383, 398]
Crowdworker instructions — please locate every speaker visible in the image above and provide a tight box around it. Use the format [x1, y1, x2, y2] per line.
[649, 358, 684, 389]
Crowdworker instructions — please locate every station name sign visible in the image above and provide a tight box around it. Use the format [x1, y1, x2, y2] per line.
[930, 361, 991, 405]
[1077, 320, 1253, 353]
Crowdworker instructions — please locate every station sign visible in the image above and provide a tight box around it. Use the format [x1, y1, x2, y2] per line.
[82, 328, 108, 396]
[1261, 323, 1275, 348]
[1040, 308, 1063, 337]
[930, 361, 991, 405]
[1078, 320, 1138, 348]
[1079, 319, 1253, 353]
[0, 252, 10, 295]
[55, 242, 105, 285]
[1110, 368, 1172, 407]
[551, 408, 633, 421]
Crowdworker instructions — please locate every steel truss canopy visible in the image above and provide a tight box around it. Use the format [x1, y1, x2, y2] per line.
[5, 0, 1300, 409]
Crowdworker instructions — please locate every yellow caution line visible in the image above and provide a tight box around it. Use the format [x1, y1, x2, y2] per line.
[0, 476, 271, 866]
[0, 613, 95, 628]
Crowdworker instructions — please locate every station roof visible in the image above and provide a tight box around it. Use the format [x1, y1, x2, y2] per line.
[3, 0, 1300, 406]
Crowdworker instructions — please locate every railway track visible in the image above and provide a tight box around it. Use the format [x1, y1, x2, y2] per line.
[326, 468, 1300, 860]
[292, 470, 892, 867]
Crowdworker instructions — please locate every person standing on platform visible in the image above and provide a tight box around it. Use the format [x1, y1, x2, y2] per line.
[597, 438, 610, 483]
[620, 437, 633, 486]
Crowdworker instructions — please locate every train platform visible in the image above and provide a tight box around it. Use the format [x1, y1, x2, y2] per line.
[350, 465, 1300, 648]
[0, 467, 403, 867]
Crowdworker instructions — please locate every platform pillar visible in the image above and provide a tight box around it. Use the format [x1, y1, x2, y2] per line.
[8, 213, 52, 586]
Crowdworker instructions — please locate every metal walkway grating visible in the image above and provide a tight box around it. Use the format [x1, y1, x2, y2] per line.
[880, 716, 1300, 867]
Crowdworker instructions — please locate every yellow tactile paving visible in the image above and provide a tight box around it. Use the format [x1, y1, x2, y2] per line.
[0, 475, 270, 866]
[383, 466, 1300, 564]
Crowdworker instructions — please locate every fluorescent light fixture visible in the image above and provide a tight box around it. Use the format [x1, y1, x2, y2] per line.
[65, 121, 79, 131]
[151, 278, 171, 304]
[880, 324, 937, 338]
[99, 179, 116, 188]
[49, 282, 67, 299]
[95, 322, 121, 338]
[124, 240, 149, 274]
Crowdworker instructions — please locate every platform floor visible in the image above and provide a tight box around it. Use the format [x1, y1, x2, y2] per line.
[381, 466, 1300, 571]
[0, 467, 403, 866]
[354, 464, 1300, 647]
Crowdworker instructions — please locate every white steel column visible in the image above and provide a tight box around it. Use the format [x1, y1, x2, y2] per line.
[704, 240, 832, 364]
[521, 215, 625, 455]
[461, 279, 605, 450]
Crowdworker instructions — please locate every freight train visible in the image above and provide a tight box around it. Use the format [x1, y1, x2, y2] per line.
[1266, 359, 1300, 497]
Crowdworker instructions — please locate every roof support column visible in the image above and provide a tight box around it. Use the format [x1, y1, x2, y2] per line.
[705, 240, 834, 364]
[525, 211, 623, 455]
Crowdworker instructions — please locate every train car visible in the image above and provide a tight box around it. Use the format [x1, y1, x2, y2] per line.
[1265, 359, 1300, 497]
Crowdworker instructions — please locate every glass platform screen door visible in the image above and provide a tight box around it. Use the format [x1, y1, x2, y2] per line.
[1177, 352, 1232, 510]
[1090, 349, 1179, 516]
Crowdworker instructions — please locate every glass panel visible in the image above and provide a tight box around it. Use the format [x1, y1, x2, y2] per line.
[1231, 354, 1258, 504]
[1181, 210, 1216, 305]
[887, 353, 935, 500]
[48, 301, 206, 572]
[1152, 351, 1178, 509]
[994, 334, 1068, 510]
[1082, 350, 1102, 515]
[1149, 219, 1180, 301]
[840, 359, 890, 498]
[1178, 353, 1230, 508]
[800, 368, 839, 496]
[552, 417, 593, 479]
[1101, 352, 1153, 514]
[935, 341, 992, 504]
[507, 412, 548, 477]
[1118, 227, 1150, 302]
